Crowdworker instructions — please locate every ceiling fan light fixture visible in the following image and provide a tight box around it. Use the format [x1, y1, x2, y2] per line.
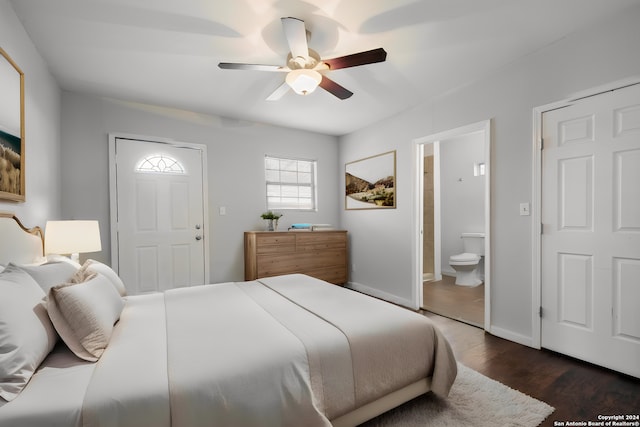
[286, 69, 322, 95]
[220, 17, 386, 100]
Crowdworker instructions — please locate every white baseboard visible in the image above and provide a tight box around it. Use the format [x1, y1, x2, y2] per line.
[489, 325, 534, 348]
[346, 281, 414, 309]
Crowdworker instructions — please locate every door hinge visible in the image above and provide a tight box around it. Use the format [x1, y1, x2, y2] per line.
[540, 138, 544, 150]
[539, 306, 543, 318]
[540, 223, 543, 234]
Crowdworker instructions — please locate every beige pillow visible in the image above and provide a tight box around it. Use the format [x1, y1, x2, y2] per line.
[76, 259, 127, 296]
[47, 273, 125, 362]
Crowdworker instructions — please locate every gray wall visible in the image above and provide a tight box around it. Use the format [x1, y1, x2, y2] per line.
[339, 5, 640, 345]
[0, 1, 62, 227]
[60, 93, 339, 283]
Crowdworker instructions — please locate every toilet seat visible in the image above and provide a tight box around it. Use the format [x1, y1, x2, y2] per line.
[450, 252, 480, 264]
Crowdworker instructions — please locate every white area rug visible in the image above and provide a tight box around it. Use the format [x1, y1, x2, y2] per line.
[361, 363, 554, 427]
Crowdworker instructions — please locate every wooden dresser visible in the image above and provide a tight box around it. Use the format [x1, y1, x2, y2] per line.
[244, 230, 348, 285]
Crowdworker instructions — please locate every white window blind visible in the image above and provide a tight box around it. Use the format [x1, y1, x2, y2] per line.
[265, 156, 317, 211]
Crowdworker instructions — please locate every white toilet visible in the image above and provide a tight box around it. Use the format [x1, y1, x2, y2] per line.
[449, 232, 485, 287]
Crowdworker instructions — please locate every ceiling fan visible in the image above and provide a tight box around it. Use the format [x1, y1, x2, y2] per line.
[218, 17, 387, 101]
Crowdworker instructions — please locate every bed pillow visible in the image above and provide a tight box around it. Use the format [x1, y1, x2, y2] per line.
[0, 265, 58, 402]
[76, 259, 127, 296]
[45, 253, 82, 269]
[47, 273, 125, 362]
[10, 261, 79, 293]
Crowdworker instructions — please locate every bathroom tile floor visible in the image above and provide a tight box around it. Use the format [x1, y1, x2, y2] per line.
[422, 274, 484, 327]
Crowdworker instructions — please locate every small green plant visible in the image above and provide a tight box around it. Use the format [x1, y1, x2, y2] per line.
[260, 211, 283, 220]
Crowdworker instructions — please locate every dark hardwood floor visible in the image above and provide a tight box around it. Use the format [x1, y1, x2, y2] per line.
[425, 312, 640, 426]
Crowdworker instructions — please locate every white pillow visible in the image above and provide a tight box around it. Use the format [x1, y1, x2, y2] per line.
[10, 262, 79, 293]
[45, 254, 82, 269]
[47, 273, 125, 362]
[0, 265, 58, 401]
[77, 259, 127, 296]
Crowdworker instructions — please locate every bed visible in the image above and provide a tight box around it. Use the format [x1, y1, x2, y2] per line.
[0, 212, 457, 427]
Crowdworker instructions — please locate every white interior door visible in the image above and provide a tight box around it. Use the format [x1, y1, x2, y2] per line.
[113, 137, 207, 294]
[541, 83, 640, 378]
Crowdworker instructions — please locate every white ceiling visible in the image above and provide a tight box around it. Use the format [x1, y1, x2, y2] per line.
[10, 0, 639, 136]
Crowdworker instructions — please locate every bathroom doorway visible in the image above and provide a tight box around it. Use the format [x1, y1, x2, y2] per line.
[413, 120, 491, 329]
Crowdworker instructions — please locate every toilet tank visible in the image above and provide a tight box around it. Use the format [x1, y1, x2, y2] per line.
[461, 233, 485, 255]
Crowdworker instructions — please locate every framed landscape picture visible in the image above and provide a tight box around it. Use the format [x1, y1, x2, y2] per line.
[345, 150, 396, 210]
[0, 48, 25, 202]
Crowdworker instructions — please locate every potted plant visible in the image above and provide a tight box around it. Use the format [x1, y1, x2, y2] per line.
[260, 211, 283, 231]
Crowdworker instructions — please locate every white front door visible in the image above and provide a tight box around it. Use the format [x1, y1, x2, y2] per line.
[112, 136, 207, 294]
[541, 83, 640, 378]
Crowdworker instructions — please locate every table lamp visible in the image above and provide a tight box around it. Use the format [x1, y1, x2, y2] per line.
[45, 220, 102, 263]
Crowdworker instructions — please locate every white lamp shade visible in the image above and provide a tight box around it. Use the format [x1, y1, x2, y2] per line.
[45, 220, 102, 255]
[285, 69, 322, 95]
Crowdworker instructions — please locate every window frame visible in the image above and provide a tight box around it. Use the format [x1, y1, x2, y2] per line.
[264, 155, 318, 212]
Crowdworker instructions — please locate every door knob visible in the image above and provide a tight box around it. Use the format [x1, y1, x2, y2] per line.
[195, 235, 202, 241]
[195, 224, 201, 229]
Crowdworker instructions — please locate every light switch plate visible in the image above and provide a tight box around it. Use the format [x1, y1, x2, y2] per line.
[519, 203, 530, 216]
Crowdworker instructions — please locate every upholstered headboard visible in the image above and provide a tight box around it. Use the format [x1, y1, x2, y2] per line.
[0, 212, 44, 266]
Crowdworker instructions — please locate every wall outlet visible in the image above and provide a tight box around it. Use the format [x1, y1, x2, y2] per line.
[219, 206, 226, 215]
[519, 203, 530, 216]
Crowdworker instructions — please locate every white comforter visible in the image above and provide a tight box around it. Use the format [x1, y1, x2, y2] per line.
[2, 274, 457, 427]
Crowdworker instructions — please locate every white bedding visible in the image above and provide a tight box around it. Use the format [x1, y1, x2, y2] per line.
[82, 293, 170, 427]
[0, 344, 94, 426]
[0, 274, 457, 427]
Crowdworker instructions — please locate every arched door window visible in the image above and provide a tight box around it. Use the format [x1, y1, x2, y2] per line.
[136, 154, 185, 174]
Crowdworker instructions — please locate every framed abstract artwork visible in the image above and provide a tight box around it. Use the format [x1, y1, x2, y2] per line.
[345, 150, 396, 210]
[0, 48, 25, 202]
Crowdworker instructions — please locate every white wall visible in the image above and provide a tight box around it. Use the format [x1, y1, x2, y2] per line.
[440, 132, 485, 275]
[0, 0, 61, 227]
[339, 5, 640, 344]
[60, 93, 339, 283]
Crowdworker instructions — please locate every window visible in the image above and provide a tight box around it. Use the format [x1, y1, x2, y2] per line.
[136, 155, 185, 174]
[265, 156, 317, 211]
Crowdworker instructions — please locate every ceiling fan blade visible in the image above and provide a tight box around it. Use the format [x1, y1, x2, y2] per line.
[281, 17, 309, 61]
[319, 75, 353, 100]
[266, 81, 290, 101]
[323, 47, 387, 70]
[218, 63, 288, 72]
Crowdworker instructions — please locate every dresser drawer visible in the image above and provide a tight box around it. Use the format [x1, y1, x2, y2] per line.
[257, 249, 346, 278]
[256, 234, 295, 254]
[304, 267, 348, 285]
[296, 232, 346, 245]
